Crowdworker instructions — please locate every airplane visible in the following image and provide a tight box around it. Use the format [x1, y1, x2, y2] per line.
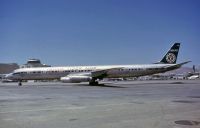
[188, 74, 199, 80]
[5, 43, 190, 86]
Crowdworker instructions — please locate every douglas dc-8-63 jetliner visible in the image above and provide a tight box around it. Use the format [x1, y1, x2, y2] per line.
[6, 43, 190, 86]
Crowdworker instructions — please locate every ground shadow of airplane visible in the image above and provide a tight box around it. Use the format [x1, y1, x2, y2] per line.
[73, 83, 127, 88]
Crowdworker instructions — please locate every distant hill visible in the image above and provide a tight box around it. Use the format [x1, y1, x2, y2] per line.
[165, 67, 195, 75]
[0, 63, 19, 74]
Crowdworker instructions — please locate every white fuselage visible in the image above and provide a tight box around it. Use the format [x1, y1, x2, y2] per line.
[7, 64, 177, 81]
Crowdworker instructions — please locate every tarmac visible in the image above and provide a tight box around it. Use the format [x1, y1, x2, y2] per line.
[0, 80, 200, 128]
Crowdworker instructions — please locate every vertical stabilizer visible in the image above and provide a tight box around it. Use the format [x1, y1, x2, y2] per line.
[160, 43, 180, 64]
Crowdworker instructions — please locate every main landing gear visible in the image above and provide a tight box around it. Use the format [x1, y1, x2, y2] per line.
[89, 79, 99, 85]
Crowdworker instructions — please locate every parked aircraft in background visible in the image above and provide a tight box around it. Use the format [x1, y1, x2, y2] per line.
[188, 75, 199, 80]
[5, 43, 190, 86]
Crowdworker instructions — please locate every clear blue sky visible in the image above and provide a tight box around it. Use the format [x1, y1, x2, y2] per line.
[1, 0, 200, 66]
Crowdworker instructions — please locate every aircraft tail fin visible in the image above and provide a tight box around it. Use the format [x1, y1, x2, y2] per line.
[160, 43, 180, 64]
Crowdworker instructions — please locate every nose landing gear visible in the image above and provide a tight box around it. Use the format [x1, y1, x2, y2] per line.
[18, 81, 22, 86]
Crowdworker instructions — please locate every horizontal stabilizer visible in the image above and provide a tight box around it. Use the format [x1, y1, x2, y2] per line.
[164, 61, 191, 69]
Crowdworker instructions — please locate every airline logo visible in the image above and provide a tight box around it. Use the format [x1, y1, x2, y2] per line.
[166, 53, 176, 63]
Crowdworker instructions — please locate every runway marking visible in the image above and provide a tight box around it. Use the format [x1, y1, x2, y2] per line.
[0, 102, 138, 114]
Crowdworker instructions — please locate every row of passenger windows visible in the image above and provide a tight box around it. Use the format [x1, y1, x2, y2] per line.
[119, 68, 160, 71]
[119, 68, 151, 71]
[14, 70, 93, 74]
[58, 70, 93, 73]
[13, 68, 160, 75]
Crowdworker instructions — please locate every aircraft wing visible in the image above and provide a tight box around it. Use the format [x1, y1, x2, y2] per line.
[64, 67, 122, 78]
[60, 67, 123, 83]
[91, 67, 122, 79]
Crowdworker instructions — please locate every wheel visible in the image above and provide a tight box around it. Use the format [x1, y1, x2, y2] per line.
[18, 81, 22, 86]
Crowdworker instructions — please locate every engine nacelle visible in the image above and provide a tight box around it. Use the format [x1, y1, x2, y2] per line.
[60, 76, 92, 83]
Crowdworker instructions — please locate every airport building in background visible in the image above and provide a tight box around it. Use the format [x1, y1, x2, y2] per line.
[20, 59, 51, 68]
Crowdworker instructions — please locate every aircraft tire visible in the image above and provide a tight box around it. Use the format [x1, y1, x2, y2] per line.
[18, 81, 22, 86]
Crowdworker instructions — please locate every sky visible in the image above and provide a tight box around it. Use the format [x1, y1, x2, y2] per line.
[0, 0, 200, 66]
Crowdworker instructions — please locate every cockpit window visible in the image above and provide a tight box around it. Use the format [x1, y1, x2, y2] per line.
[13, 72, 21, 75]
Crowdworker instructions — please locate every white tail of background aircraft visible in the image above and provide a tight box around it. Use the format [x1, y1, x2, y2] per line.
[5, 43, 190, 86]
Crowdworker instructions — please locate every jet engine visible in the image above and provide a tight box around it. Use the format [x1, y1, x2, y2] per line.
[60, 75, 92, 83]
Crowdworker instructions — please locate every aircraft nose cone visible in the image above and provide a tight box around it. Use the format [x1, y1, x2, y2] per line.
[5, 73, 13, 79]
